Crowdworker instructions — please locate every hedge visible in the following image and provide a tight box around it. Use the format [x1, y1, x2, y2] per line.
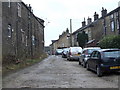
[99, 35, 120, 49]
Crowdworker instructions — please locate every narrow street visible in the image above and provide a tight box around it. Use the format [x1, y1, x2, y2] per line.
[3, 55, 119, 88]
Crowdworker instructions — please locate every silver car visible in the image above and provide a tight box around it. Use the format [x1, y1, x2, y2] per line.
[79, 47, 101, 67]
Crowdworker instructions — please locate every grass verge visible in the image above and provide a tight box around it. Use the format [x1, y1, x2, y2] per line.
[2, 53, 48, 76]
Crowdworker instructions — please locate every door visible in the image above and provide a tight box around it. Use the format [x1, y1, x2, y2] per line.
[90, 51, 100, 70]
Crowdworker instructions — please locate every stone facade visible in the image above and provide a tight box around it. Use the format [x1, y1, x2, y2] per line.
[50, 29, 70, 54]
[2, 1, 44, 64]
[57, 29, 70, 48]
[103, 7, 120, 36]
[72, 6, 120, 47]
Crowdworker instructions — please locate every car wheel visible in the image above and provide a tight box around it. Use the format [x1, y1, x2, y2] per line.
[83, 61, 86, 68]
[67, 58, 69, 60]
[79, 61, 81, 65]
[86, 63, 90, 70]
[96, 66, 102, 77]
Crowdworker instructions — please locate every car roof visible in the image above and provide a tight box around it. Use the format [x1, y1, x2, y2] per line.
[83, 47, 101, 50]
[70, 47, 82, 49]
[97, 49, 120, 52]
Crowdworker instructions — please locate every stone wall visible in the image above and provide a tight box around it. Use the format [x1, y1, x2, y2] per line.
[2, 2, 44, 64]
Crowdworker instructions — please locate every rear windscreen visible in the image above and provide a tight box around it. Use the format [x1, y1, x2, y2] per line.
[71, 48, 82, 52]
[103, 50, 120, 58]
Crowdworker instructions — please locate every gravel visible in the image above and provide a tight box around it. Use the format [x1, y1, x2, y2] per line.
[2, 55, 119, 88]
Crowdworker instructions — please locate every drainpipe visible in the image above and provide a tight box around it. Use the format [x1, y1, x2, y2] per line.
[103, 18, 107, 36]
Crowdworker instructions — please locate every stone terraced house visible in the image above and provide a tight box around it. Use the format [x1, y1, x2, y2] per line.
[1, 1, 44, 64]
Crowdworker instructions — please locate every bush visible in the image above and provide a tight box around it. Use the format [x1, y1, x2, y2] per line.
[99, 35, 120, 49]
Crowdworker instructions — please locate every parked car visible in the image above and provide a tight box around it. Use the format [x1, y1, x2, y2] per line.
[67, 47, 82, 61]
[62, 48, 70, 58]
[55, 49, 63, 55]
[79, 47, 101, 67]
[86, 49, 120, 77]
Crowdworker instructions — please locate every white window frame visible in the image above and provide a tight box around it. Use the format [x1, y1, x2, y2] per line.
[116, 12, 119, 30]
[32, 35, 35, 46]
[25, 36, 28, 46]
[111, 21, 115, 32]
[21, 29, 25, 43]
[111, 14, 114, 19]
[116, 19, 119, 30]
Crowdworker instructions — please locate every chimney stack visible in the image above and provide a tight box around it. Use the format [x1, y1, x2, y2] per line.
[82, 18, 86, 27]
[118, 1, 120, 7]
[28, 4, 33, 12]
[94, 12, 99, 21]
[87, 17, 92, 25]
[101, 7, 107, 17]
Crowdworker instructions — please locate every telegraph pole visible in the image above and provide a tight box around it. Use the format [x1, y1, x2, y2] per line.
[70, 19, 72, 47]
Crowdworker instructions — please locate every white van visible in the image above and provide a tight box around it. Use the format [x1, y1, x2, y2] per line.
[67, 47, 82, 61]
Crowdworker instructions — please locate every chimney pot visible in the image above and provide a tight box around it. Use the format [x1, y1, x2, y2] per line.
[101, 7, 107, 17]
[87, 17, 92, 25]
[82, 18, 86, 27]
[94, 12, 99, 21]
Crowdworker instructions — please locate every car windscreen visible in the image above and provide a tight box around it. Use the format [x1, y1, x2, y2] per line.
[63, 48, 69, 52]
[88, 49, 100, 54]
[103, 50, 120, 58]
[56, 49, 63, 53]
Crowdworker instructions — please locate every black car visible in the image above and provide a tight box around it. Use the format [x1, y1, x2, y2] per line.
[86, 49, 120, 77]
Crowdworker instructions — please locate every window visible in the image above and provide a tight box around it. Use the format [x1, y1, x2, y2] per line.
[28, 12, 31, 18]
[91, 51, 96, 58]
[116, 19, 119, 30]
[17, 3, 21, 17]
[110, 14, 115, 31]
[8, 24, 12, 38]
[116, 12, 119, 30]
[111, 21, 115, 31]
[110, 14, 114, 19]
[91, 51, 100, 58]
[32, 35, 35, 46]
[103, 51, 120, 58]
[25, 36, 28, 46]
[21, 29, 25, 43]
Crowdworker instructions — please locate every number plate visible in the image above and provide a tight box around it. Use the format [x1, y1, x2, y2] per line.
[75, 54, 80, 56]
[110, 66, 120, 69]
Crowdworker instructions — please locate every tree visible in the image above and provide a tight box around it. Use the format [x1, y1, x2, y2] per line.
[99, 35, 120, 49]
[77, 31, 88, 48]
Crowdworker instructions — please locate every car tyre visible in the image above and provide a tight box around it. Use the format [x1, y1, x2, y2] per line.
[79, 61, 81, 65]
[86, 63, 90, 70]
[83, 61, 86, 68]
[97, 66, 102, 77]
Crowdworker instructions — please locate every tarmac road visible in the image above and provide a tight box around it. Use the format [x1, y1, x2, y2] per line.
[2, 55, 119, 88]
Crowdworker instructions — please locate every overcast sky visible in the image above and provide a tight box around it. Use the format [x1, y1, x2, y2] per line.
[23, 0, 120, 46]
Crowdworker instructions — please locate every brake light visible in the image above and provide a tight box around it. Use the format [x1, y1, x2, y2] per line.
[69, 51, 72, 55]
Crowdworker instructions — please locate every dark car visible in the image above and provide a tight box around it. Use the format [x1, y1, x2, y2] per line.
[55, 49, 63, 55]
[79, 47, 101, 67]
[62, 48, 70, 58]
[86, 49, 120, 77]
